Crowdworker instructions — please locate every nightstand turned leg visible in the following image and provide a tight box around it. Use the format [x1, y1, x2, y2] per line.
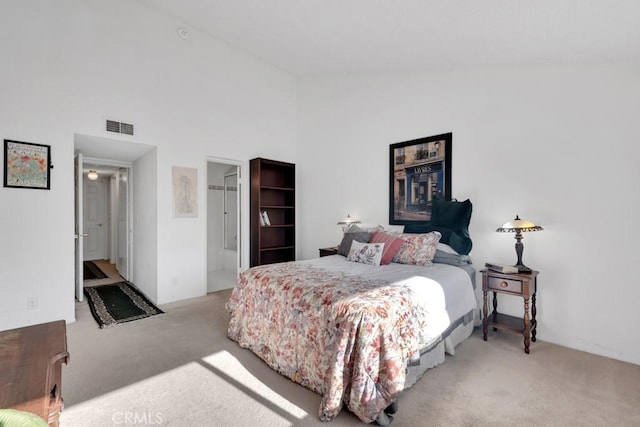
[523, 296, 531, 354]
[492, 292, 498, 331]
[482, 288, 488, 341]
[531, 290, 537, 343]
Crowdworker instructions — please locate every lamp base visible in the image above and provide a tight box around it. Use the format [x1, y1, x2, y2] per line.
[513, 235, 533, 273]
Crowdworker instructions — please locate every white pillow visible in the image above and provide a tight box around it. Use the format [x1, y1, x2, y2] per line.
[437, 242, 460, 255]
[346, 240, 385, 266]
[384, 224, 405, 233]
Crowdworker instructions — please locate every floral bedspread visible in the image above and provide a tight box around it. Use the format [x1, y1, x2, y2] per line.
[226, 262, 431, 423]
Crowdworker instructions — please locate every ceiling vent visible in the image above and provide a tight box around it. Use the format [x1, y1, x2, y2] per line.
[106, 119, 134, 135]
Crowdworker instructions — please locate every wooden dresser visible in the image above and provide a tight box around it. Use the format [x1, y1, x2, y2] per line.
[0, 320, 69, 426]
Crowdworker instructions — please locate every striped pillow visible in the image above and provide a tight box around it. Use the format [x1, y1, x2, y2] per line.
[369, 231, 404, 265]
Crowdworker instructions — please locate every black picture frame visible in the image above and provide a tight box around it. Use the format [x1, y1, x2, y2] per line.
[3, 139, 51, 190]
[389, 132, 452, 224]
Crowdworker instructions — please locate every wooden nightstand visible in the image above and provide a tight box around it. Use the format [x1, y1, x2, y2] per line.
[319, 246, 339, 257]
[482, 268, 539, 354]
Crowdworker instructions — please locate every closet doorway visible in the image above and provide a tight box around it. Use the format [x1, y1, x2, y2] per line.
[207, 159, 243, 292]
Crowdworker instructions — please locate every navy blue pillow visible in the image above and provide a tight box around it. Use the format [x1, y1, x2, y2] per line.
[403, 222, 452, 242]
[431, 198, 472, 231]
[448, 229, 473, 255]
[403, 222, 435, 233]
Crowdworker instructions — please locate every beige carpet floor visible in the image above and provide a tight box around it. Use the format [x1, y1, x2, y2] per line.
[60, 288, 640, 426]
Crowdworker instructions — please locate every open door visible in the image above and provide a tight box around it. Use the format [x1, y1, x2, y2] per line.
[116, 168, 130, 280]
[74, 153, 86, 302]
[234, 167, 242, 271]
[206, 159, 243, 292]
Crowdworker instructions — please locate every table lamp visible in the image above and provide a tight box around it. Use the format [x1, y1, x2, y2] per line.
[337, 214, 361, 232]
[496, 215, 543, 273]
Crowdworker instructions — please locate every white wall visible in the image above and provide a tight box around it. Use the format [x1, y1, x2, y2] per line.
[0, 0, 297, 329]
[297, 62, 640, 365]
[132, 149, 158, 302]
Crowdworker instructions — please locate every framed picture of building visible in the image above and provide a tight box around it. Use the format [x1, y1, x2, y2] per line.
[4, 139, 51, 190]
[389, 132, 452, 224]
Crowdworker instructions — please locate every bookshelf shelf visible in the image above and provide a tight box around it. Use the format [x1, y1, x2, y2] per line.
[250, 158, 296, 267]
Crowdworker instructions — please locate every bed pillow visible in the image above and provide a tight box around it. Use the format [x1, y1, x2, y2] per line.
[433, 249, 472, 266]
[437, 242, 459, 255]
[403, 199, 473, 255]
[431, 198, 473, 254]
[384, 224, 405, 233]
[370, 231, 404, 265]
[431, 198, 472, 231]
[392, 231, 442, 266]
[359, 224, 385, 233]
[346, 240, 385, 266]
[338, 231, 373, 256]
[343, 224, 364, 233]
[403, 221, 450, 241]
[448, 229, 473, 255]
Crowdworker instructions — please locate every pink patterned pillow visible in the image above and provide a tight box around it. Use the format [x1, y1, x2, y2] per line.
[370, 231, 404, 265]
[392, 231, 442, 266]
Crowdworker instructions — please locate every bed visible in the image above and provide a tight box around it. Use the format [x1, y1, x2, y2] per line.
[226, 227, 479, 424]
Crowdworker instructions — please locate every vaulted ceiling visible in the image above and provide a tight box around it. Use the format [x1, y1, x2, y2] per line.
[140, 0, 640, 75]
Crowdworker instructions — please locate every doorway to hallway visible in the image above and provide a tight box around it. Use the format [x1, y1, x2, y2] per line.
[74, 133, 155, 304]
[75, 155, 131, 301]
[207, 159, 243, 293]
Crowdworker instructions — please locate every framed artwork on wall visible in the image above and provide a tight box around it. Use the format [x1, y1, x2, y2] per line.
[172, 166, 198, 218]
[3, 139, 51, 190]
[389, 132, 452, 224]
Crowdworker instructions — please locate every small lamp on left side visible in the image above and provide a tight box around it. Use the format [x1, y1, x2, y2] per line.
[337, 214, 361, 232]
[87, 170, 98, 181]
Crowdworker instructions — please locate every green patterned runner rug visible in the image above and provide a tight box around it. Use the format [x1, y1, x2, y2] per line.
[84, 282, 163, 328]
[83, 260, 108, 280]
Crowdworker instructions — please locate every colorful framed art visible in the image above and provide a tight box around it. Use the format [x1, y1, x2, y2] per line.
[4, 139, 51, 190]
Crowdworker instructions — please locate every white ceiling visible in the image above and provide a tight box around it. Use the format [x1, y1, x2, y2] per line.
[141, 0, 640, 75]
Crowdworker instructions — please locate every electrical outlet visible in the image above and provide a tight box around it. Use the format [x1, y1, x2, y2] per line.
[27, 297, 38, 310]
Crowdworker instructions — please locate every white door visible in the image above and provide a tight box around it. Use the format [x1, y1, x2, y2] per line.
[84, 177, 108, 261]
[224, 172, 238, 251]
[116, 169, 129, 280]
[74, 153, 85, 302]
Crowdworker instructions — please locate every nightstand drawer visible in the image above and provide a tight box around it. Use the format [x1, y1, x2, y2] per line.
[487, 276, 522, 294]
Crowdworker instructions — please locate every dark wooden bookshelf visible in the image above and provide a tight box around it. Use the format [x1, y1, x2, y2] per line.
[250, 158, 295, 267]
